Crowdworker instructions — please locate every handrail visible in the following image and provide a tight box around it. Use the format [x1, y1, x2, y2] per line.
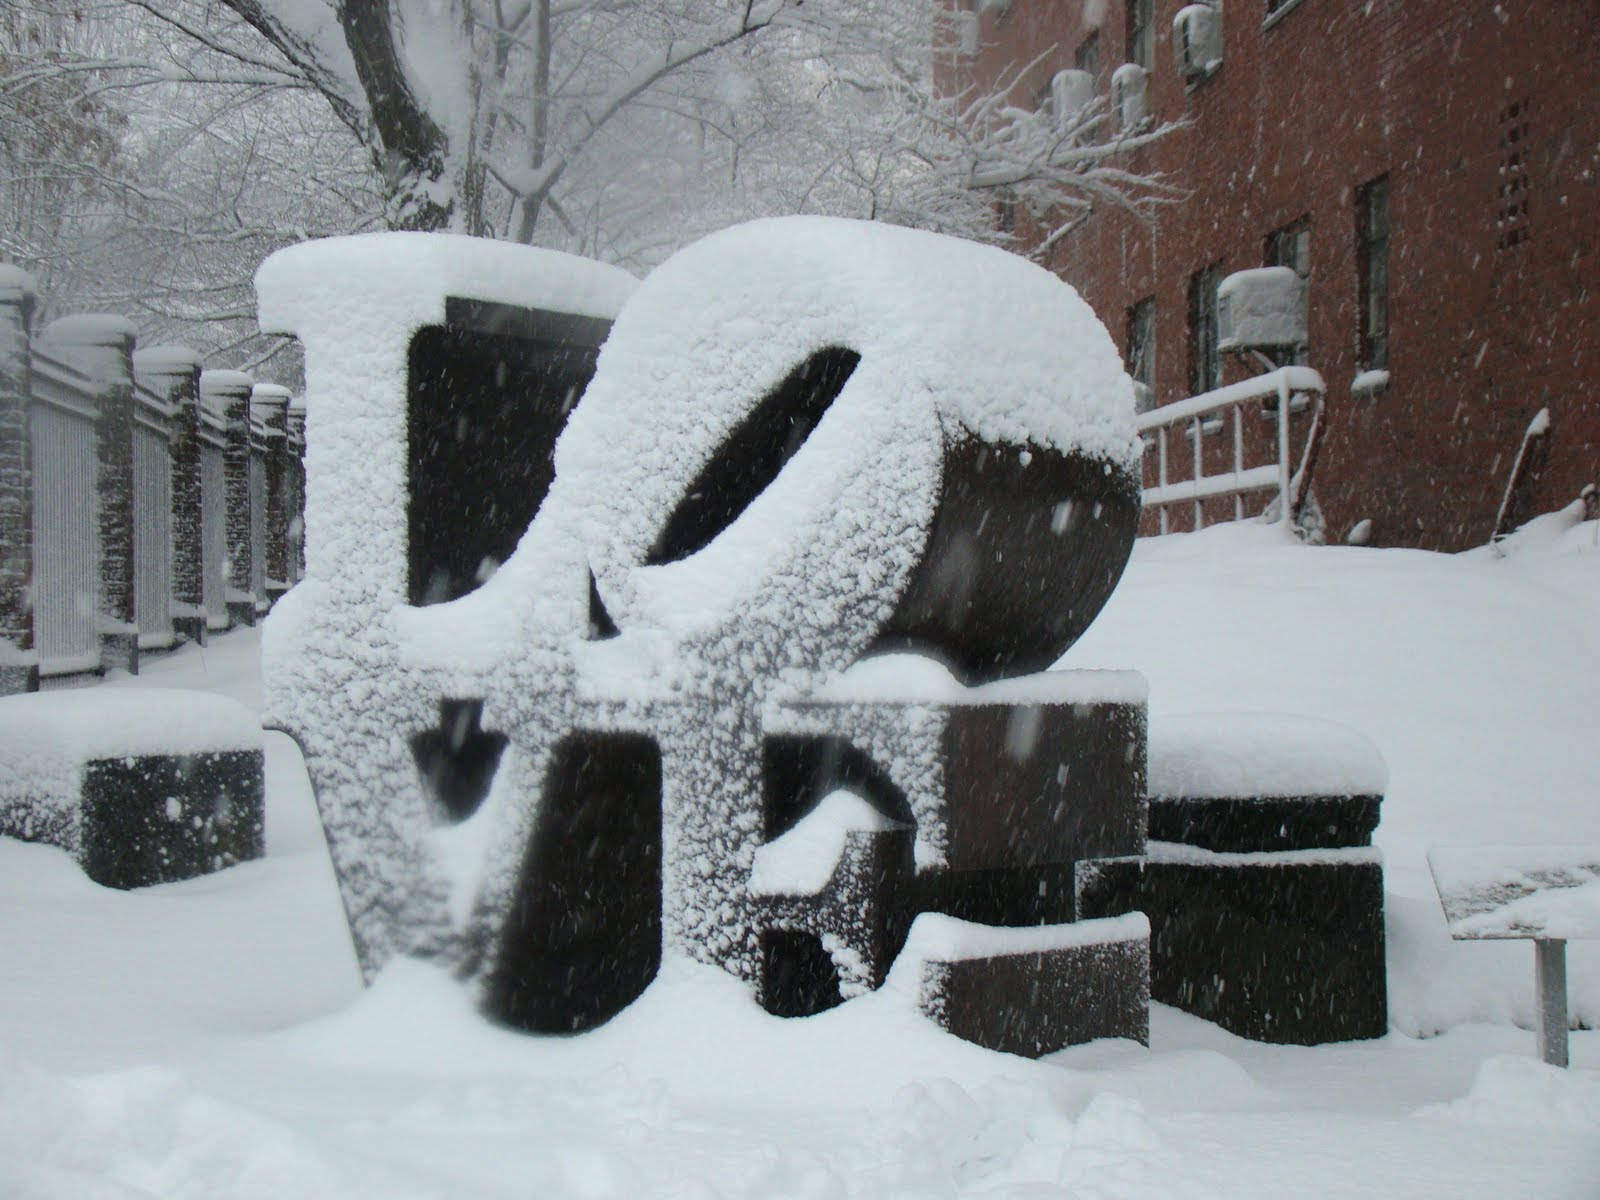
[1138, 367, 1325, 535]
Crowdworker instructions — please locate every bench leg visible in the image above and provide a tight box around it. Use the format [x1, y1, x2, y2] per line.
[1535, 937, 1568, 1068]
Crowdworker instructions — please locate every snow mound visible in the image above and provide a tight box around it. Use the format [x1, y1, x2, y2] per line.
[1148, 712, 1388, 798]
[1418, 1055, 1600, 1131]
[0, 1045, 342, 1199]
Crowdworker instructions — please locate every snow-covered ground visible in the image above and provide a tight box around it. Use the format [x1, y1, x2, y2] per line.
[4, 512, 1599, 1197]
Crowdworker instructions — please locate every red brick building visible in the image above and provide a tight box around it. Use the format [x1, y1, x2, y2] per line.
[951, 0, 1600, 548]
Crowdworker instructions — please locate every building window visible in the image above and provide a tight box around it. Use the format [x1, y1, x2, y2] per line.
[1076, 30, 1101, 77]
[1356, 176, 1389, 371]
[1266, 217, 1311, 279]
[1126, 0, 1153, 70]
[1188, 263, 1222, 396]
[1126, 297, 1155, 412]
[1265, 216, 1311, 366]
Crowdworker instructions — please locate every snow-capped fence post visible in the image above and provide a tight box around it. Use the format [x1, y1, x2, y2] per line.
[247, 402, 270, 618]
[0, 266, 38, 695]
[250, 383, 293, 603]
[201, 371, 256, 628]
[41, 315, 140, 675]
[135, 347, 207, 645]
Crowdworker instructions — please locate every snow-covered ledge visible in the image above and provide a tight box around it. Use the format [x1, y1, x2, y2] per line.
[1350, 369, 1391, 399]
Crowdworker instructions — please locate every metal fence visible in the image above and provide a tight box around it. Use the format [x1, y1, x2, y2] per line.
[0, 268, 306, 690]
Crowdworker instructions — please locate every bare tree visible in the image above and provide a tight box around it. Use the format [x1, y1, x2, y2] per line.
[2, 0, 1181, 364]
[1, 1, 382, 373]
[165, 0, 1180, 261]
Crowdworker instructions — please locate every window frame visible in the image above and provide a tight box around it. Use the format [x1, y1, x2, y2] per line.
[1126, 0, 1154, 70]
[1264, 216, 1312, 367]
[1126, 296, 1156, 412]
[1187, 263, 1223, 397]
[1075, 30, 1102, 78]
[1355, 176, 1390, 372]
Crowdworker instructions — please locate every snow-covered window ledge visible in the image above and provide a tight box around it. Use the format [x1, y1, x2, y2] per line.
[1262, 0, 1310, 32]
[1350, 369, 1390, 399]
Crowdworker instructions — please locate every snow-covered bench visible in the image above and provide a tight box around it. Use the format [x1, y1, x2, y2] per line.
[1428, 846, 1600, 1067]
[1077, 713, 1389, 1045]
[0, 689, 263, 888]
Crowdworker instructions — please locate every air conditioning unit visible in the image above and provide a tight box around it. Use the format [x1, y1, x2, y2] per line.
[1111, 63, 1149, 130]
[1217, 266, 1308, 352]
[1050, 69, 1096, 123]
[956, 10, 978, 57]
[1173, 4, 1223, 79]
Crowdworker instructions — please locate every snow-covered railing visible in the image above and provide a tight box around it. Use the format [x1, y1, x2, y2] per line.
[1136, 366, 1324, 535]
[0, 266, 305, 691]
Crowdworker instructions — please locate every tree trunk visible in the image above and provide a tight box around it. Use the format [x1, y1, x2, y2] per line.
[337, 3, 453, 231]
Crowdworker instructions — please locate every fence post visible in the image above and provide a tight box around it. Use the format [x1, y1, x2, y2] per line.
[42, 314, 140, 674]
[251, 383, 293, 604]
[0, 266, 37, 695]
[201, 370, 256, 628]
[135, 347, 206, 646]
[287, 397, 307, 584]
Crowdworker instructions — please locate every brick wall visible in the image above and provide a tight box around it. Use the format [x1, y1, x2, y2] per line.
[957, 0, 1600, 549]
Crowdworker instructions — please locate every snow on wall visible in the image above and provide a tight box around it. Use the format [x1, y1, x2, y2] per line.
[257, 219, 1144, 1035]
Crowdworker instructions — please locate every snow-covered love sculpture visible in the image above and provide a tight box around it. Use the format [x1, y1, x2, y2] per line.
[256, 218, 1158, 1055]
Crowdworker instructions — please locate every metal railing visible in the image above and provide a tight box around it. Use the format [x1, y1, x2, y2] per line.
[1137, 366, 1325, 535]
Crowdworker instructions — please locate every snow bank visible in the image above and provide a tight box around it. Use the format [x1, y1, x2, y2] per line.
[1148, 712, 1388, 798]
[0, 1045, 342, 1198]
[1418, 1055, 1600, 1131]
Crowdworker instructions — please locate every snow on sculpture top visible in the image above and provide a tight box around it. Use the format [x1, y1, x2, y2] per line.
[553, 216, 1141, 679]
[1148, 713, 1389, 799]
